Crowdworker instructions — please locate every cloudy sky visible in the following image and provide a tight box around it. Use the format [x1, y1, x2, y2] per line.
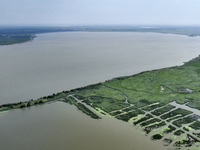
[0, 0, 200, 26]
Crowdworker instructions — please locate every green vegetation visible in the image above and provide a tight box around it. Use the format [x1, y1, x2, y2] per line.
[109, 110, 123, 116]
[83, 97, 130, 113]
[189, 121, 200, 130]
[151, 104, 176, 116]
[141, 102, 165, 111]
[174, 130, 185, 136]
[133, 114, 153, 125]
[0, 90, 71, 111]
[64, 97, 77, 104]
[75, 103, 101, 119]
[115, 109, 145, 122]
[163, 125, 176, 134]
[174, 134, 200, 147]
[140, 118, 161, 127]
[151, 134, 163, 140]
[160, 108, 192, 122]
[75, 85, 126, 102]
[0, 98, 46, 111]
[193, 133, 200, 138]
[143, 121, 166, 134]
[122, 106, 136, 112]
[104, 62, 200, 110]
[172, 115, 197, 127]
[151, 125, 176, 140]
[0, 26, 77, 45]
[0, 35, 35, 45]
[183, 126, 190, 132]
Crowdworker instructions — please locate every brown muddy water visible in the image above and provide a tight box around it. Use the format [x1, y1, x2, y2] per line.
[1, 32, 200, 149]
[0, 102, 166, 150]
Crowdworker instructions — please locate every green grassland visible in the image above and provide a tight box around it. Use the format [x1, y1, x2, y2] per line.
[103, 60, 200, 110]
[74, 85, 126, 101]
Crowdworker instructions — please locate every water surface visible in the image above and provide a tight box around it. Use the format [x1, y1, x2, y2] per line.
[1, 32, 200, 150]
[0, 102, 166, 150]
[1, 32, 200, 104]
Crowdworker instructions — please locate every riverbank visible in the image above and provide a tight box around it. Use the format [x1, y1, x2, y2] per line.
[0, 35, 35, 45]
[1, 54, 200, 112]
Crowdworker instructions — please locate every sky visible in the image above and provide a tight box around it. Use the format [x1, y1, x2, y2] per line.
[0, 0, 200, 26]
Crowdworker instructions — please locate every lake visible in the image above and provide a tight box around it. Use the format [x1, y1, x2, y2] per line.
[1, 32, 200, 149]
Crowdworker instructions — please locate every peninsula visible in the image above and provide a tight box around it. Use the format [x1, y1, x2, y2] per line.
[1, 53, 200, 149]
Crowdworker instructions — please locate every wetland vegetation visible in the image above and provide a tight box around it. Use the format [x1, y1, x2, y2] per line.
[2, 54, 200, 149]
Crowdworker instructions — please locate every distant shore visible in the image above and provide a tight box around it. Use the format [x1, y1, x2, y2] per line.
[1, 26, 200, 45]
[0, 35, 35, 46]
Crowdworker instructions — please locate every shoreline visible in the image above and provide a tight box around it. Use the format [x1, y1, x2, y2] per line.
[0, 27, 200, 46]
[0, 36, 35, 46]
[0, 54, 199, 112]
